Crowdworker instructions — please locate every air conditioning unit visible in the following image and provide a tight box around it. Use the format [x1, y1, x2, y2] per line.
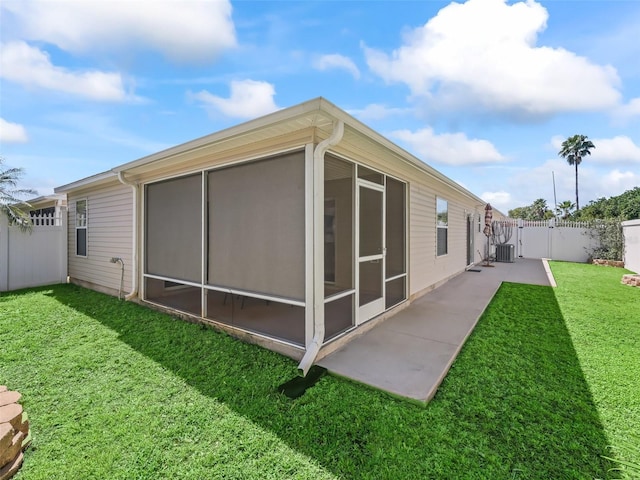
[496, 244, 515, 263]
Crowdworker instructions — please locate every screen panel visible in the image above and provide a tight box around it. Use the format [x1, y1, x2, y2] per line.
[145, 174, 202, 283]
[208, 152, 305, 300]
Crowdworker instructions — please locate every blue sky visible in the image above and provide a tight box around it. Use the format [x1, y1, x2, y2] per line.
[1, 0, 639, 213]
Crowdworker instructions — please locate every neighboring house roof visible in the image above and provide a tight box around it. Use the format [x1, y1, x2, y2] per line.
[19, 194, 67, 209]
[54, 97, 493, 210]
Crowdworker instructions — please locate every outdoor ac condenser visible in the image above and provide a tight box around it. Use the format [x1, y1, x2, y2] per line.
[496, 244, 515, 263]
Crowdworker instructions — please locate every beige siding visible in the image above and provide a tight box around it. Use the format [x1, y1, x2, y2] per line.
[67, 181, 133, 295]
[64, 121, 493, 304]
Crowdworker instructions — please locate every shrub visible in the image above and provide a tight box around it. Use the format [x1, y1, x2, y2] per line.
[586, 219, 624, 261]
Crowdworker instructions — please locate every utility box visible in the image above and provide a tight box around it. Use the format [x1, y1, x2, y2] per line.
[496, 244, 515, 263]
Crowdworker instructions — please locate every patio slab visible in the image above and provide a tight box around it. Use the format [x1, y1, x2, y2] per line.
[318, 258, 553, 404]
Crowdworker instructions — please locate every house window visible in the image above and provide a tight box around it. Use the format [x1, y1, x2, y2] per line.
[436, 197, 448, 256]
[76, 199, 87, 257]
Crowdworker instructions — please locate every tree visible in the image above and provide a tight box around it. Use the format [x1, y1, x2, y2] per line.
[555, 200, 575, 219]
[558, 134, 595, 211]
[531, 198, 552, 220]
[576, 187, 640, 221]
[508, 198, 553, 220]
[0, 157, 36, 231]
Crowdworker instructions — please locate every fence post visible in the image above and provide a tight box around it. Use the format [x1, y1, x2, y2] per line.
[517, 218, 523, 257]
[0, 214, 8, 291]
[60, 206, 68, 283]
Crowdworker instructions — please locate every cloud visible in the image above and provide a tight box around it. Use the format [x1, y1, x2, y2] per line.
[391, 127, 507, 166]
[0, 41, 128, 101]
[192, 80, 279, 119]
[481, 191, 512, 212]
[2, 0, 236, 63]
[364, 0, 621, 118]
[591, 136, 640, 164]
[0, 118, 28, 143]
[348, 103, 411, 121]
[614, 98, 640, 121]
[599, 169, 640, 193]
[313, 54, 360, 79]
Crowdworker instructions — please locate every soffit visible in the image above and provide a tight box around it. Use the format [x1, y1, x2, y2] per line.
[114, 99, 337, 179]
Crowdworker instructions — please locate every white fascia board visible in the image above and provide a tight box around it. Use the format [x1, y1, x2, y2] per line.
[54, 171, 117, 193]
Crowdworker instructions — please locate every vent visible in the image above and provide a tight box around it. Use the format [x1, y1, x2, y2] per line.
[496, 244, 515, 263]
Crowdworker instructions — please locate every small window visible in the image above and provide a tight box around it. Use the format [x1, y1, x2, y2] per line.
[436, 197, 448, 256]
[76, 200, 87, 257]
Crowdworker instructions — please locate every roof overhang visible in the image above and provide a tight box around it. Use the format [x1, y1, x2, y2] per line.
[54, 96, 494, 212]
[55, 171, 117, 194]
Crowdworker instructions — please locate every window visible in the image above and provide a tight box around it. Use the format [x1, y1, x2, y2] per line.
[436, 197, 448, 256]
[76, 200, 87, 256]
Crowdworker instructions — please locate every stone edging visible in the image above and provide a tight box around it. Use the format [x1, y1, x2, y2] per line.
[0, 387, 30, 480]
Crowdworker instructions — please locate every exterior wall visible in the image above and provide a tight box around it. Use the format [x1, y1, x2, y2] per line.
[67, 180, 133, 296]
[622, 219, 640, 273]
[0, 210, 68, 291]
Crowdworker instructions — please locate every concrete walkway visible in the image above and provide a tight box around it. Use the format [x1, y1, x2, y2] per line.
[318, 258, 553, 404]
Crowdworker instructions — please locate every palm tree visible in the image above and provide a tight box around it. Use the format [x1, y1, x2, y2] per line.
[556, 200, 575, 219]
[558, 134, 595, 210]
[1, 157, 36, 231]
[530, 198, 550, 220]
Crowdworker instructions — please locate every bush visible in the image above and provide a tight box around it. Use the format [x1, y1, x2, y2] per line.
[586, 219, 624, 261]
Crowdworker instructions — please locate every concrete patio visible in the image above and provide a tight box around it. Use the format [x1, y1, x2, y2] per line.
[318, 258, 554, 404]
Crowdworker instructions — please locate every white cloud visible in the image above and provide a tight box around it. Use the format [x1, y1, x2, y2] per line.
[313, 54, 360, 79]
[481, 191, 512, 212]
[613, 98, 640, 121]
[591, 136, 640, 164]
[364, 0, 621, 118]
[2, 0, 236, 63]
[348, 103, 411, 121]
[0, 118, 28, 143]
[0, 41, 127, 101]
[391, 127, 507, 166]
[192, 80, 279, 119]
[600, 169, 640, 193]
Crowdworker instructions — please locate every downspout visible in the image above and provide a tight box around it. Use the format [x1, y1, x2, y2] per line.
[298, 120, 344, 376]
[117, 171, 139, 301]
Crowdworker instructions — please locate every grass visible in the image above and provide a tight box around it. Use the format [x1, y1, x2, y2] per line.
[0, 261, 637, 479]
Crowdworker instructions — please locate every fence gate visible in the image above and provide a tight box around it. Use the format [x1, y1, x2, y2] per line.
[513, 219, 597, 262]
[0, 209, 68, 292]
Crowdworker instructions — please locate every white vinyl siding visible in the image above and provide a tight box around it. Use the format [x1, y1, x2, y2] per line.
[67, 181, 133, 294]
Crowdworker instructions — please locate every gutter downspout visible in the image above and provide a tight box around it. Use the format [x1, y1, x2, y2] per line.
[298, 120, 344, 376]
[117, 171, 139, 301]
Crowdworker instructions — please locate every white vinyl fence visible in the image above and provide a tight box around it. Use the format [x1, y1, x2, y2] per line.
[622, 219, 640, 273]
[0, 209, 68, 292]
[493, 219, 599, 263]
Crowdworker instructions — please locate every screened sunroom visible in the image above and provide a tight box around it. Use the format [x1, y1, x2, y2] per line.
[142, 144, 408, 358]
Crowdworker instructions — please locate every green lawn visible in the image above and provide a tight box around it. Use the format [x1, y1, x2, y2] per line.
[1, 262, 638, 479]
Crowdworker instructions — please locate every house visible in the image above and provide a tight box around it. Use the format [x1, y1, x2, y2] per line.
[55, 97, 502, 373]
